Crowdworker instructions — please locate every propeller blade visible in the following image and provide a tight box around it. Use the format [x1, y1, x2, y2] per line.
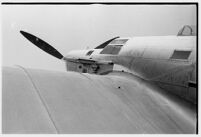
[95, 36, 119, 49]
[20, 30, 64, 59]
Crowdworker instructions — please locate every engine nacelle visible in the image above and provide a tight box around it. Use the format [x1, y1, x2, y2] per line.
[65, 60, 114, 75]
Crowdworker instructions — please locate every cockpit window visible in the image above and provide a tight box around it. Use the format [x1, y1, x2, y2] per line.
[177, 25, 196, 36]
[86, 50, 94, 56]
[109, 39, 128, 45]
[95, 36, 119, 49]
[100, 39, 128, 55]
[100, 45, 123, 55]
[170, 50, 191, 60]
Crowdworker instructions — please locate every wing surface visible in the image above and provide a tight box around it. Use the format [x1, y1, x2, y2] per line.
[2, 66, 196, 133]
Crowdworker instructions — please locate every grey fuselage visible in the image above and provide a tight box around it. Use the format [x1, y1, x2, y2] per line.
[66, 35, 197, 103]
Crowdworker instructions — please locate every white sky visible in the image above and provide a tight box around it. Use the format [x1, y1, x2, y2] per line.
[1, 4, 196, 71]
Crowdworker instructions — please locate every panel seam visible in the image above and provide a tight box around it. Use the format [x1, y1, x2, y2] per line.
[16, 65, 59, 133]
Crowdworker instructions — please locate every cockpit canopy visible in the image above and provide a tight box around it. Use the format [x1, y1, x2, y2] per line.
[100, 38, 129, 55]
[177, 25, 196, 36]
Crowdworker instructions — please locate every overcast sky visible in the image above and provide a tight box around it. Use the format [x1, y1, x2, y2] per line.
[2, 4, 196, 71]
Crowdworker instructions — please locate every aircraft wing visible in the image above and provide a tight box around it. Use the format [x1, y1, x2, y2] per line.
[2, 66, 196, 133]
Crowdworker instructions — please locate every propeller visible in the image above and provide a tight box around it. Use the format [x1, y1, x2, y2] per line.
[20, 30, 119, 60]
[20, 30, 64, 60]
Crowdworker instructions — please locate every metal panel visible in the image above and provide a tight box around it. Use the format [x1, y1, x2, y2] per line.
[2, 67, 57, 133]
[2, 66, 196, 133]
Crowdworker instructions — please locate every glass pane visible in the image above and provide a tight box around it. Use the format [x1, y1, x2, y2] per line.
[110, 39, 128, 44]
[100, 45, 123, 55]
[171, 50, 191, 59]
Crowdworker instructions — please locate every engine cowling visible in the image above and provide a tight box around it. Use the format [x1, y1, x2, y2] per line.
[65, 59, 114, 75]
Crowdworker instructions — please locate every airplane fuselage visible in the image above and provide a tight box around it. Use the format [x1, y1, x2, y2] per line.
[19, 26, 197, 104]
[65, 35, 196, 103]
